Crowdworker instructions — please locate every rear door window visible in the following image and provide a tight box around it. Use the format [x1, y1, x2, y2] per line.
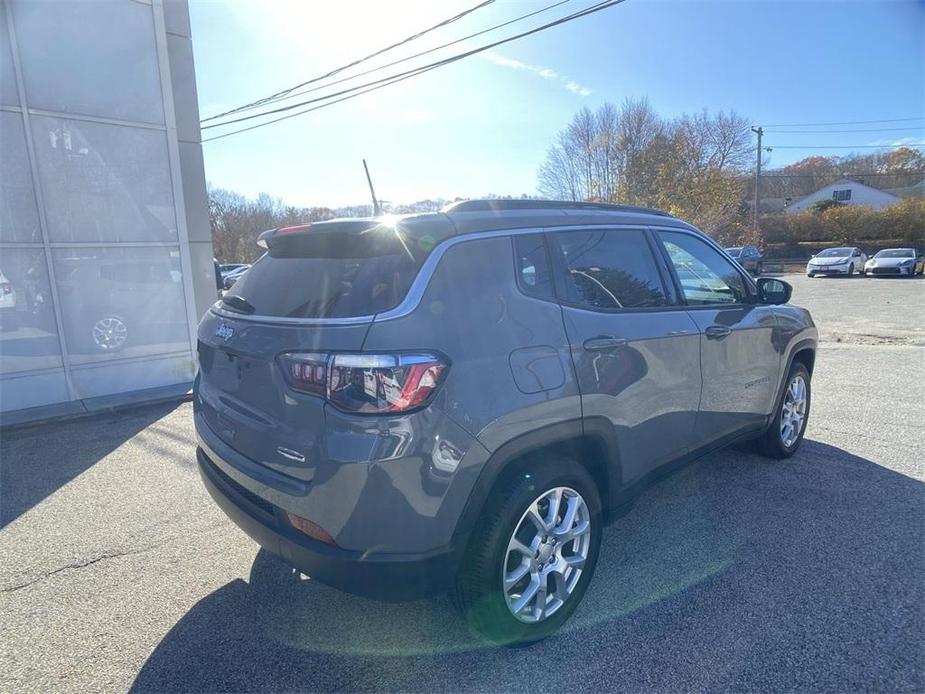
[223, 228, 432, 318]
[549, 228, 670, 310]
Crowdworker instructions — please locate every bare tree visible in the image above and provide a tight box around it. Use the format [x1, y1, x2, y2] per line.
[537, 100, 753, 232]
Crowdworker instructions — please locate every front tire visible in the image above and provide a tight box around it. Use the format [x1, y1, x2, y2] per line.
[757, 362, 811, 459]
[455, 458, 602, 645]
[847, 263, 855, 276]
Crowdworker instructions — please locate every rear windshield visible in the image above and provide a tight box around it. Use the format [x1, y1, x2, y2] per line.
[223, 226, 435, 318]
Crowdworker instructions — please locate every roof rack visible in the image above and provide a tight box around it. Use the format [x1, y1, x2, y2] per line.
[442, 199, 673, 217]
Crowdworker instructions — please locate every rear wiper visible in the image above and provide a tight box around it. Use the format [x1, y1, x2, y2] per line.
[222, 295, 256, 314]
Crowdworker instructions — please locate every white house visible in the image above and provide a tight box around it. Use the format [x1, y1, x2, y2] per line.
[785, 178, 900, 214]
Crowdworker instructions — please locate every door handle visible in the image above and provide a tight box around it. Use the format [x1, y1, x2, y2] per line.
[705, 325, 732, 340]
[583, 335, 628, 351]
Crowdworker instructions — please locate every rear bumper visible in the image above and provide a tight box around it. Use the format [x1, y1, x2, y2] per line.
[197, 447, 460, 601]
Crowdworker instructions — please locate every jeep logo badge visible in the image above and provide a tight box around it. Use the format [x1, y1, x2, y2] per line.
[215, 323, 234, 341]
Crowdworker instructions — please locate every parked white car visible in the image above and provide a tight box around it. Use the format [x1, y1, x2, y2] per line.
[864, 248, 925, 277]
[806, 247, 868, 277]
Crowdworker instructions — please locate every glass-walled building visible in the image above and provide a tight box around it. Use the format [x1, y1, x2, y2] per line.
[0, 0, 214, 424]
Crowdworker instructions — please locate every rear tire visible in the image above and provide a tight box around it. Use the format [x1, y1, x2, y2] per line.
[454, 458, 602, 646]
[806, 273, 814, 278]
[757, 362, 811, 459]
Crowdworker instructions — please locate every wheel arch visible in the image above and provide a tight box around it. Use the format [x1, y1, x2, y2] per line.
[764, 338, 816, 432]
[451, 419, 622, 550]
[790, 342, 816, 377]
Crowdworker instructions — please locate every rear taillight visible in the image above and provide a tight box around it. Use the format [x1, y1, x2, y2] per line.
[1, 283, 10, 295]
[279, 352, 448, 414]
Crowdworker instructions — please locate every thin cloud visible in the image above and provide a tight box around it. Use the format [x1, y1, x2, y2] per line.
[865, 136, 922, 147]
[564, 81, 592, 97]
[481, 51, 592, 96]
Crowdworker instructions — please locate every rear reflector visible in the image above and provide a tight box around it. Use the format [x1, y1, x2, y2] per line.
[286, 512, 336, 546]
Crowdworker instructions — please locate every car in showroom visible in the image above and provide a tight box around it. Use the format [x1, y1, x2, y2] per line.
[194, 200, 817, 644]
[55, 256, 189, 353]
[864, 248, 925, 277]
[0, 269, 18, 331]
[724, 245, 764, 275]
[805, 246, 868, 277]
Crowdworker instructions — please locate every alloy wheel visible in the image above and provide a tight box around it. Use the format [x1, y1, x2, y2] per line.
[502, 486, 591, 623]
[780, 374, 807, 447]
[92, 316, 128, 350]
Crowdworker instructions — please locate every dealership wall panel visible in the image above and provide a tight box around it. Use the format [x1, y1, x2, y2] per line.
[0, 0, 213, 424]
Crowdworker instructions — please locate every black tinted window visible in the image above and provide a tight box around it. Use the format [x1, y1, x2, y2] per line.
[513, 234, 555, 300]
[224, 228, 432, 318]
[658, 231, 749, 305]
[551, 229, 669, 309]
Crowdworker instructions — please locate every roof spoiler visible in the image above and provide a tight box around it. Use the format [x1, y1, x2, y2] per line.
[256, 224, 312, 249]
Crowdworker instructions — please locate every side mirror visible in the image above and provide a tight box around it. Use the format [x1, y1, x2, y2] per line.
[757, 277, 792, 305]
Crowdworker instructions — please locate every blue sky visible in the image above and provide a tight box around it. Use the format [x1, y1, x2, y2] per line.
[190, 0, 925, 207]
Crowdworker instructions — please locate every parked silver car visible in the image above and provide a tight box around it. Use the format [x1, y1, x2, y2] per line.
[806, 246, 868, 277]
[864, 248, 924, 277]
[724, 245, 764, 275]
[195, 200, 817, 644]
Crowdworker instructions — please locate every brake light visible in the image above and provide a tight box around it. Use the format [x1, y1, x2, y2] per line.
[279, 352, 448, 414]
[0, 283, 10, 295]
[277, 224, 311, 234]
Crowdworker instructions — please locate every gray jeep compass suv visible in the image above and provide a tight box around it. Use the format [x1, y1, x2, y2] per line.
[194, 200, 817, 644]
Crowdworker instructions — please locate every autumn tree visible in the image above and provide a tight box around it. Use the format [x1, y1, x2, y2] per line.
[537, 100, 753, 233]
[208, 185, 335, 262]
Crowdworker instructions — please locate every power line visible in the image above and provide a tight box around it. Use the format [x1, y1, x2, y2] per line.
[761, 116, 925, 127]
[202, 0, 626, 143]
[770, 144, 925, 149]
[204, 0, 618, 132]
[210, 0, 575, 121]
[203, 65, 444, 142]
[201, 0, 497, 123]
[764, 126, 925, 134]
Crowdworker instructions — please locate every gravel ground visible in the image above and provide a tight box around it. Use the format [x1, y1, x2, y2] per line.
[1, 274, 923, 693]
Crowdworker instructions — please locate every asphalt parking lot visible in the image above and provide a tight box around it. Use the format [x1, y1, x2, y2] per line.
[2, 274, 923, 693]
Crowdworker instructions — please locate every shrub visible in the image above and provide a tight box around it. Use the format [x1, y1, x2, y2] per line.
[758, 199, 925, 256]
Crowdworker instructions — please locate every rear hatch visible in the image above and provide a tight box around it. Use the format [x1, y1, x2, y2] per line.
[196, 216, 453, 481]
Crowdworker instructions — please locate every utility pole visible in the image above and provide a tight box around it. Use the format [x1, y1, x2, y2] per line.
[751, 126, 763, 232]
[362, 159, 381, 216]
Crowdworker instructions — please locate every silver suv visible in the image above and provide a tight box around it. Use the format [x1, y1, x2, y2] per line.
[194, 200, 817, 644]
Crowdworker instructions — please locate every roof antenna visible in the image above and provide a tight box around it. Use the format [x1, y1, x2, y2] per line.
[362, 159, 381, 216]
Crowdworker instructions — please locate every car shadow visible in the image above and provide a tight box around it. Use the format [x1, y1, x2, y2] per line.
[0, 400, 186, 529]
[130, 440, 924, 692]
